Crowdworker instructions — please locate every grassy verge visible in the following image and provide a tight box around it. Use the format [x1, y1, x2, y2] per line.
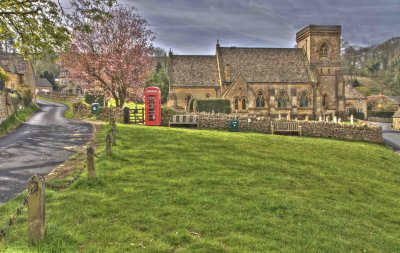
[1, 126, 400, 252]
[0, 104, 39, 137]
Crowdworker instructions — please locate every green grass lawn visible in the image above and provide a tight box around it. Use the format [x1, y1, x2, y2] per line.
[1, 126, 400, 252]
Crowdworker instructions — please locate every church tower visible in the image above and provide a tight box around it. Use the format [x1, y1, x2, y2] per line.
[296, 25, 345, 116]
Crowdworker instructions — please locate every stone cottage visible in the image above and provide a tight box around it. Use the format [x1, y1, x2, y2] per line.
[0, 54, 35, 91]
[345, 85, 368, 119]
[35, 78, 53, 94]
[168, 25, 348, 119]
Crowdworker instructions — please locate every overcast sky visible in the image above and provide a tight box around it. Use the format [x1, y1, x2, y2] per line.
[120, 0, 400, 54]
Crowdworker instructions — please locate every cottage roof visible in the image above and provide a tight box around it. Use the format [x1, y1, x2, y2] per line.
[169, 55, 219, 87]
[36, 78, 52, 87]
[219, 47, 313, 83]
[393, 108, 400, 118]
[0, 54, 28, 75]
[387, 96, 400, 105]
[345, 85, 365, 99]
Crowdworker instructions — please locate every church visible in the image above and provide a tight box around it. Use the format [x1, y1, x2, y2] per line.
[167, 25, 347, 119]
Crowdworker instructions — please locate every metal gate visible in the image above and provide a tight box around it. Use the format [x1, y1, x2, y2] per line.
[123, 106, 144, 124]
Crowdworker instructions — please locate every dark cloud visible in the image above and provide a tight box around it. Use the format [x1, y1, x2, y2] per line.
[76, 0, 400, 54]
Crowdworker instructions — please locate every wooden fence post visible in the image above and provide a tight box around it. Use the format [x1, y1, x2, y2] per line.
[106, 134, 112, 156]
[87, 146, 96, 179]
[111, 126, 116, 146]
[123, 107, 130, 124]
[28, 175, 45, 243]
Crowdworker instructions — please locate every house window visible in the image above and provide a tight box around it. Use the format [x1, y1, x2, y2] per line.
[234, 97, 239, 110]
[357, 108, 363, 113]
[299, 91, 309, 108]
[277, 90, 289, 109]
[322, 94, 328, 109]
[241, 97, 247, 110]
[358, 99, 362, 104]
[346, 108, 350, 113]
[256, 91, 265, 108]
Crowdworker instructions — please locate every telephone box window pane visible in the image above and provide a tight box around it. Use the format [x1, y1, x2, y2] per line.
[149, 95, 156, 121]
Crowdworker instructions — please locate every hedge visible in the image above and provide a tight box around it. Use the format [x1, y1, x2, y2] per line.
[368, 111, 395, 118]
[193, 99, 231, 114]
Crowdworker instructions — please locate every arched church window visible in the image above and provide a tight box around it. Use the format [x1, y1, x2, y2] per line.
[234, 97, 239, 110]
[277, 90, 289, 109]
[299, 91, 309, 108]
[320, 43, 328, 58]
[322, 94, 328, 109]
[241, 97, 247, 110]
[185, 94, 193, 108]
[256, 91, 265, 108]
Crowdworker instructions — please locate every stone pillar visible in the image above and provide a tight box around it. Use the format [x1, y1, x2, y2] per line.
[333, 116, 337, 123]
[305, 116, 309, 121]
[28, 175, 45, 243]
[87, 146, 96, 179]
[319, 115, 322, 122]
[350, 115, 354, 124]
[278, 113, 281, 120]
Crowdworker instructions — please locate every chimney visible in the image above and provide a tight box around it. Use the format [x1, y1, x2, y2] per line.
[225, 64, 231, 82]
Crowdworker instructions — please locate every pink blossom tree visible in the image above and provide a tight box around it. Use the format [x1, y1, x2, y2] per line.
[62, 5, 154, 107]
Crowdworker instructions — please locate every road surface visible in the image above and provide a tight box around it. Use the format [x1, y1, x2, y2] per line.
[370, 122, 400, 152]
[0, 100, 92, 204]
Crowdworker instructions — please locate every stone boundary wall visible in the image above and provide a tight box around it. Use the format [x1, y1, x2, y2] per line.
[72, 102, 124, 122]
[0, 92, 16, 124]
[367, 117, 393, 123]
[38, 92, 78, 103]
[197, 112, 383, 143]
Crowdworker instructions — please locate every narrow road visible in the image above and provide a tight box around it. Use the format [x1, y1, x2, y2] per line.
[370, 122, 400, 152]
[0, 100, 92, 204]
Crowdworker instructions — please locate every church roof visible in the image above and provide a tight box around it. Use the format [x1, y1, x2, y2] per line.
[169, 55, 219, 87]
[168, 47, 314, 87]
[36, 78, 52, 87]
[345, 85, 366, 99]
[219, 47, 313, 83]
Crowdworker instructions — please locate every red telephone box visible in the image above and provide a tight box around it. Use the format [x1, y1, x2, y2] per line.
[144, 87, 162, 126]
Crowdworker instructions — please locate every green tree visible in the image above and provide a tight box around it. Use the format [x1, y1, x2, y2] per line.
[146, 67, 169, 104]
[0, 0, 115, 58]
[39, 70, 58, 90]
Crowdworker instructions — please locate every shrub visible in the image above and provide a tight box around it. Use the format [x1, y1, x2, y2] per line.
[347, 108, 365, 120]
[16, 86, 33, 106]
[368, 111, 395, 118]
[161, 106, 181, 126]
[85, 93, 104, 105]
[193, 99, 231, 114]
[188, 98, 195, 112]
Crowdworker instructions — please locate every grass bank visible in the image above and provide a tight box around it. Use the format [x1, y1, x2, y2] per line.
[0, 104, 39, 137]
[1, 126, 399, 252]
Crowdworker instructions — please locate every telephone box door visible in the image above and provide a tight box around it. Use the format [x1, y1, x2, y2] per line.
[144, 87, 162, 126]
